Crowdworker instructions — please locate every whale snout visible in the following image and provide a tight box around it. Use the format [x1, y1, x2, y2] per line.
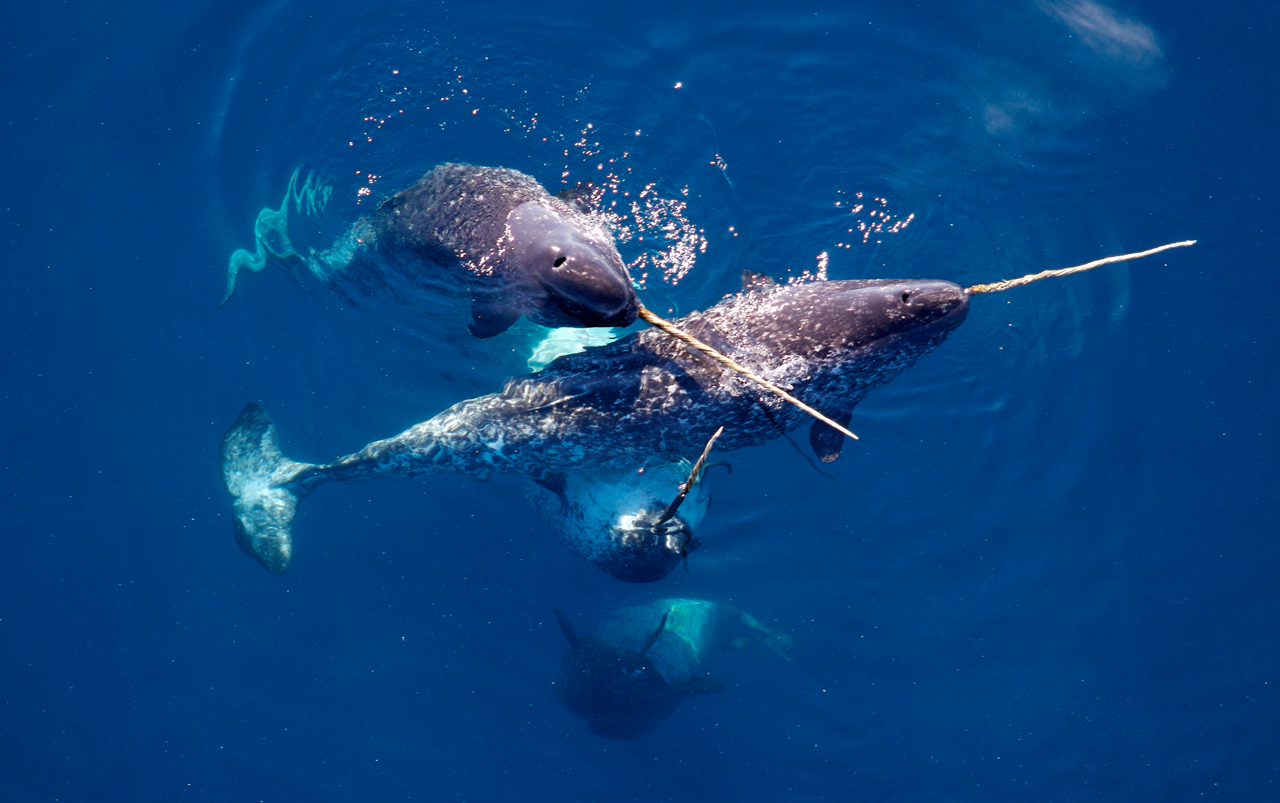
[542, 249, 640, 327]
[594, 518, 698, 583]
[898, 280, 969, 330]
[508, 201, 640, 328]
[767, 278, 971, 358]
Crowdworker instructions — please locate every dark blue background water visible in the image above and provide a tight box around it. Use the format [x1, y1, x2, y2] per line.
[3, 1, 1276, 800]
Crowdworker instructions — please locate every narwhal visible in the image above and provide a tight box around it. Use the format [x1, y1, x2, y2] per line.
[223, 163, 639, 337]
[221, 274, 968, 574]
[552, 598, 790, 739]
[219, 242, 1194, 575]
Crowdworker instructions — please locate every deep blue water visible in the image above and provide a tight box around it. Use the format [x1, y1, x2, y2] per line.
[3, 0, 1277, 800]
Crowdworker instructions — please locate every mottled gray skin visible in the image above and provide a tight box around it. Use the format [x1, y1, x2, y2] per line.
[221, 277, 969, 573]
[317, 163, 638, 336]
[553, 599, 788, 739]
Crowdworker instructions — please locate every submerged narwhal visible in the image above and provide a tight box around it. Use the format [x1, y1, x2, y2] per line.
[525, 424, 724, 583]
[552, 599, 790, 739]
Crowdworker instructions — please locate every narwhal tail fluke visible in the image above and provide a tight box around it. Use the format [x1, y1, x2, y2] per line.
[219, 402, 323, 575]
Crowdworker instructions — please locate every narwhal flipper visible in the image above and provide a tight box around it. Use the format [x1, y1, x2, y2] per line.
[808, 408, 854, 463]
[551, 606, 581, 647]
[219, 402, 320, 575]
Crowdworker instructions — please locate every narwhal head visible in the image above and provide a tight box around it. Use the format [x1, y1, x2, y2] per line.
[594, 511, 700, 584]
[740, 278, 970, 364]
[555, 636, 683, 739]
[552, 608, 689, 740]
[524, 455, 713, 584]
[505, 202, 639, 330]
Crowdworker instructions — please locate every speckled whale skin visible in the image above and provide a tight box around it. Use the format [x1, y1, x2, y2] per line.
[317, 277, 969, 478]
[221, 277, 969, 573]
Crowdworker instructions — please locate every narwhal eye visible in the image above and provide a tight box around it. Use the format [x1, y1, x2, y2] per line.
[553, 255, 567, 267]
[901, 291, 912, 305]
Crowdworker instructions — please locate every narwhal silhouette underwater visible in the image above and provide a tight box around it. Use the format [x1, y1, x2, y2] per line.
[219, 241, 1194, 576]
[524, 426, 724, 582]
[552, 598, 791, 739]
[223, 163, 639, 337]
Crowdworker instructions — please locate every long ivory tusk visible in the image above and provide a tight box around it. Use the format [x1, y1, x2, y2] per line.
[965, 240, 1196, 294]
[653, 425, 725, 528]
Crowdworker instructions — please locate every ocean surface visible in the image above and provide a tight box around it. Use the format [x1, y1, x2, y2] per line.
[3, 0, 1277, 800]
